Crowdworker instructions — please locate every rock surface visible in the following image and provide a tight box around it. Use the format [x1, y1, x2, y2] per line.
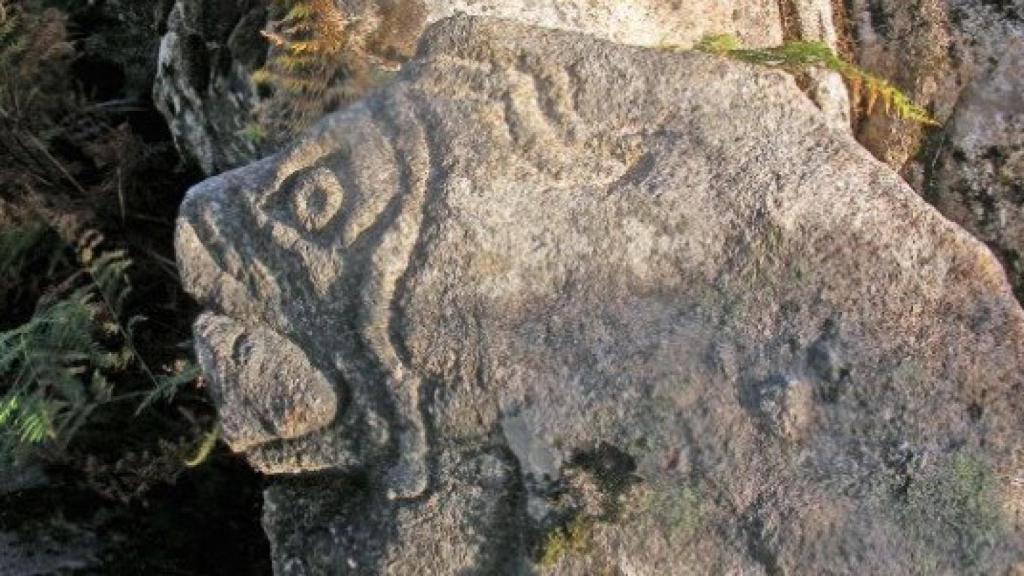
[847, 0, 1024, 299]
[176, 16, 1024, 575]
[153, 0, 267, 174]
[428, 0, 787, 48]
[0, 531, 98, 576]
[195, 313, 339, 451]
[155, 0, 847, 174]
[72, 0, 168, 102]
[931, 37, 1024, 302]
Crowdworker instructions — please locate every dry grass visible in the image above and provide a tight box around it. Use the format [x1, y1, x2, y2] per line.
[250, 0, 427, 139]
[252, 0, 370, 138]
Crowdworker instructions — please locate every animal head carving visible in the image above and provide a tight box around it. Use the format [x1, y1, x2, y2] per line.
[177, 95, 435, 484]
[174, 16, 690, 488]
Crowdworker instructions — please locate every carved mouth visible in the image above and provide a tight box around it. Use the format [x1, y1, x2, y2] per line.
[176, 170, 342, 460]
[192, 312, 338, 453]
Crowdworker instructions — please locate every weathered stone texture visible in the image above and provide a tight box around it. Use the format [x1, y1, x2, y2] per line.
[176, 16, 1024, 574]
[153, 0, 267, 174]
[931, 38, 1024, 301]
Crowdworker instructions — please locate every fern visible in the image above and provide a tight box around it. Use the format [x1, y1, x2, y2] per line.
[134, 363, 201, 415]
[691, 35, 938, 126]
[0, 2, 207, 469]
[0, 222, 67, 306]
[0, 226, 199, 460]
[249, 0, 424, 139]
[252, 0, 357, 138]
[1, 222, 52, 274]
[0, 286, 110, 454]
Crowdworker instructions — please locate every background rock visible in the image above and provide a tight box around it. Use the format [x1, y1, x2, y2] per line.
[930, 39, 1024, 301]
[428, 0, 787, 48]
[846, 0, 1024, 298]
[70, 0, 170, 102]
[176, 16, 1024, 574]
[0, 530, 98, 576]
[153, 0, 267, 174]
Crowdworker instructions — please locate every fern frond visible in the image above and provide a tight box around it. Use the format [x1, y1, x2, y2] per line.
[87, 249, 133, 315]
[0, 394, 19, 426]
[13, 396, 53, 444]
[284, 4, 315, 22]
[0, 288, 99, 450]
[691, 35, 939, 126]
[274, 53, 322, 73]
[696, 34, 741, 54]
[1, 287, 102, 453]
[260, 29, 289, 49]
[0, 230, 174, 457]
[134, 363, 200, 415]
[252, 0, 359, 138]
[237, 122, 268, 144]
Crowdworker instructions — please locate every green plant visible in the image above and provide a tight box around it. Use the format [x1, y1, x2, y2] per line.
[184, 426, 220, 467]
[1, 288, 111, 450]
[688, 35, 938, 126]
[0, 224, 198, 461]
[539, 516, 595, 567]
[1, 0, 194, 435]
[237, 122, 268, 146]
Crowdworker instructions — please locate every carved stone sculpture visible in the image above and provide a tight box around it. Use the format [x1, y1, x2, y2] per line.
[176, 16, 1024, 574]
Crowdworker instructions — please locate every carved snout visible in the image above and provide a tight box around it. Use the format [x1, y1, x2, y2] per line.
[193, 313, 339, 452]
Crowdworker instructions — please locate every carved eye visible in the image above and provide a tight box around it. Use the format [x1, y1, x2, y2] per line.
[283, 167, 344, 232]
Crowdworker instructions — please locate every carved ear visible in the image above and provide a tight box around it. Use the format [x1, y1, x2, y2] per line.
[194, 312, 339, 451]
